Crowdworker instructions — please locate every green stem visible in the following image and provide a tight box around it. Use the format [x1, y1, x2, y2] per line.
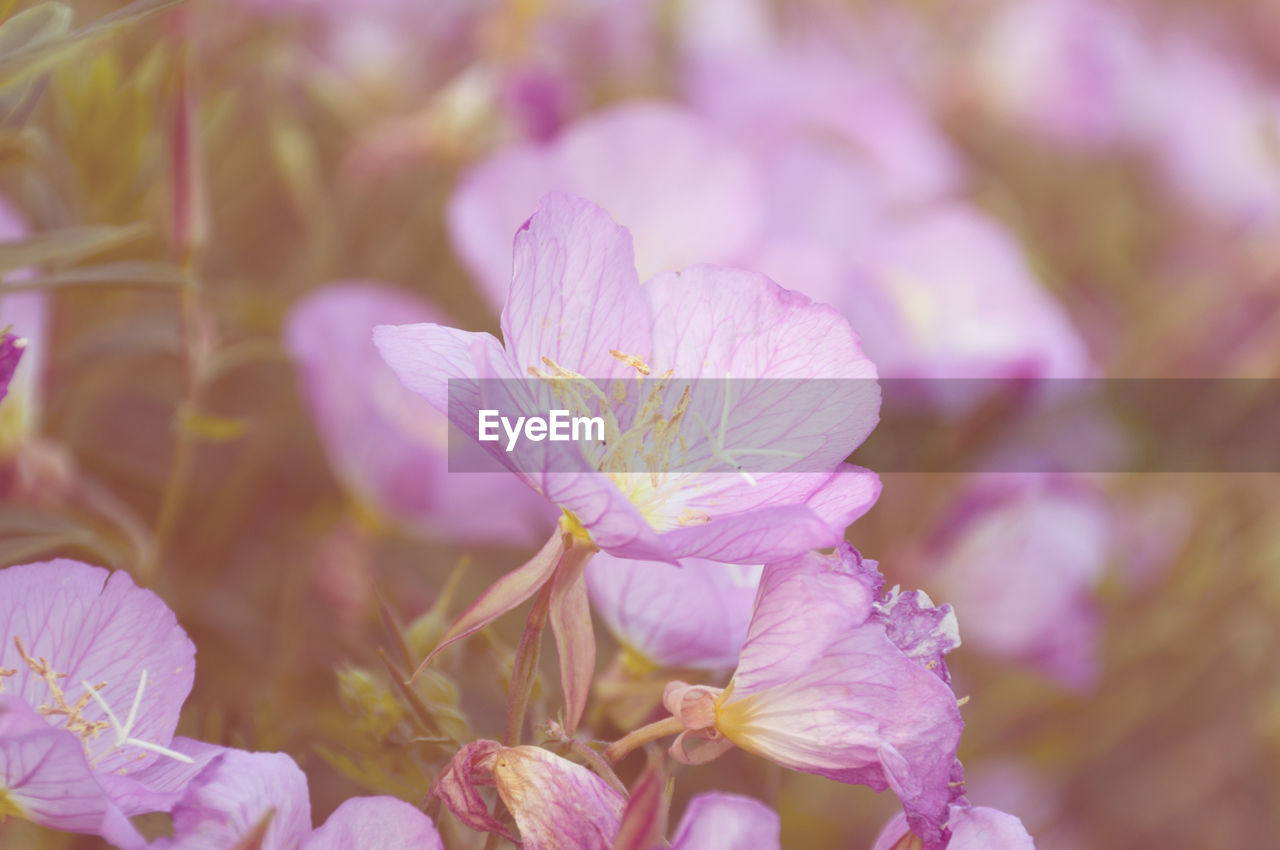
[503, 580, 554, 746]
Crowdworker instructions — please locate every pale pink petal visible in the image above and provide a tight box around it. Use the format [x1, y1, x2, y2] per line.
[670, 792, 780, 850]
[586, 555, 759, 670]
[872, 805, 1036, 850]
[802, 465, 882, 531]
[448, 103, 762, 309]
[286, 282, 553, 545]
[0, 696, 144, 849]
[0, 560, 194, 780]
[501, 193, 651, 379]
[490, 745, 626, 850]
[96, 736, 222, 817]
[155, 748, 311, 850]
[927, 474, 1110, 691]
[303, 796, 443, 850]
[659, 504, 841, 563]
[842, 204, 1090, 381]
[372, 321, 506, 413]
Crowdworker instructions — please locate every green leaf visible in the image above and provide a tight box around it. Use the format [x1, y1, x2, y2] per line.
[0, 223, 149, 271]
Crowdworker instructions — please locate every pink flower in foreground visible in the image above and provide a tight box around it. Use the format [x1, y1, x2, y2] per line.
[586, 554, 761, 671]
[375, 193, 879, 729]
[872, 804, 1035, 850]
[0, 560, 211, 849]
[612, 545, 962, 849]
[435, 740, 778, 849]
[284, 281, 554, 546]
[925, 474, 1110, 691]
[153, 747, 442, 849]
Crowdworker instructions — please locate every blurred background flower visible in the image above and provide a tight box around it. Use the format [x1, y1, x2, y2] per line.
[0, 0, 1277, 848]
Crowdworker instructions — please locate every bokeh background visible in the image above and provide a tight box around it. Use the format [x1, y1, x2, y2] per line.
[1, 0, 1278, 847]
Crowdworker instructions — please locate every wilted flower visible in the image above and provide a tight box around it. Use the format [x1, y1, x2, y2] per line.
[607, 545, 963, 848]
[435, 740, 779, 849]
[434, 740, 625, 848]
[285, 281, 554, 546]
[0, 560, 209, 849]
[154, 747, 442, 849]
[375, 193, 879, 727]
[925, 474, 1110, 691]
[872, 804, 1036, 850]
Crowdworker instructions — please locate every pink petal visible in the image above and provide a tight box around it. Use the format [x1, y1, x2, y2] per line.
[155, 748, 312, 850]
[842, 204, 1090, 382]
[303, 796, 443, 850]
[490, 745, 626, 850]
[0, 560, 195, 780]
[0, 696, 144, 849]
[96, 736, 223, 817]
[501, 193, 651, 379]
[586, 555, 760, 670]
[670, 792, 780, 850]
[447, 103, 762, 309]
[286, 282, 554, 546]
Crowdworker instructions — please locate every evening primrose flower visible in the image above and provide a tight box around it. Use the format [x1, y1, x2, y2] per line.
[434, 740, 779, 849]
[606, 545, 963, 849]
[375, 193, 880, 729]
[872, 804, 1036, 850]
[154, 747, 443, 849]
[0, 197, 47, 455]
[926, 473, 1110, 691]
[285, 281, 555, 546]
[586, 553, 761, 671]
[0, 560, 211, 849]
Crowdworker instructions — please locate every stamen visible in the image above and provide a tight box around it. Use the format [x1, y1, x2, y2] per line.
[609, 350, 651, 375]
[81, 672, 195, 766]
[0, 667, 14, 694]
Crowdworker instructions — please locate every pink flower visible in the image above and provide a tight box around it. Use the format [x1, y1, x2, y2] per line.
[153, 747, 442, 849]
[828, 204, 1090, 382]
[284, 281, 555, 546]
[0, 560, 212, 848]
[971, 0, 1153, 149]
[586, 554, 760, 670]
[620, 545, 963, 849]
[670, 792, 780, 850]
[872, 804, 1035, 850]
[0, 333, 21, 405]
[0, 196, 47, 454]
[435, 740, 779, 849]
[375, 193, 879, 728]
[448, 103, 763, 311]
[1141, 40, 1280, 230]
[926, 473, 1110, 691]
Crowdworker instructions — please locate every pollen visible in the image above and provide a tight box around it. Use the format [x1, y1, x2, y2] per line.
[609, 349, 651, 375]
[13, 637, 111, 744]
[0, 666, 15, 694]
